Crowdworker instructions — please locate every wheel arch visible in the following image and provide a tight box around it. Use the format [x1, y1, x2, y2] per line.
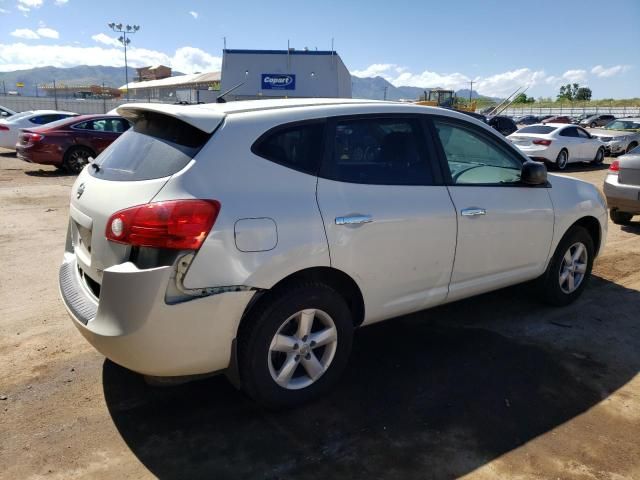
[570, 216, 602, 257]
[241, 266, 365, 329]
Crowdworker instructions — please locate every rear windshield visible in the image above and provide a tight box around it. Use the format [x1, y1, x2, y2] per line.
[89, 111, 211, 181]
[516, 125, 557, 134]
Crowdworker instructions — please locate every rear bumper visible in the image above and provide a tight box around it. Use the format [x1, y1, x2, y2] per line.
[59, 253, 255, 376]
[16, 146, 62, 166]
[603, 174, 640, 214]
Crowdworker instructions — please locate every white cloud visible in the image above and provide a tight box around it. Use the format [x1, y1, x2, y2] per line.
[10, 28, 40, 39]
[475, 68, 546, 97]
[0, 42, 222, 78]
[591, 64, 630, 78]
[0, 8, 10, 14]
[55, 0, 69, 5]
[351, 63, 396, 79]
[561, 69, 588, 83]
[37, 27, 59, 39]
[189, 10, 198, 19]
[351, 63, 548, 97]
[16, 0, 43, 12]
[91, 33, 122, 47]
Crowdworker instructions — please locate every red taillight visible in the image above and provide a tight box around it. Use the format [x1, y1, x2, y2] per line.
[0, 125, 9, 131]
[105, 200, 221, 250]
[532, 139, 552, 146]
[609, 160, 620, 172]
[24, 132, 44, 142]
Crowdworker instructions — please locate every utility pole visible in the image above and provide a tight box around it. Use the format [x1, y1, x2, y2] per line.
[469, 80, 474, 102]
[108, 22, 140, 101]
[383, 86, 388, 101]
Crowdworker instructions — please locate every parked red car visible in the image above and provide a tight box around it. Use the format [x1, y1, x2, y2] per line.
[541, 116, 572, 125]
[16, 114, 130, 173]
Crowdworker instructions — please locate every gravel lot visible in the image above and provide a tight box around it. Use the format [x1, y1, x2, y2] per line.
[0, 148, 639, 480]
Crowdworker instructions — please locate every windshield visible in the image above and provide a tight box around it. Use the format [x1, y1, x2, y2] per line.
[516, 125, 557, 134]
[604, 120, 640, 131]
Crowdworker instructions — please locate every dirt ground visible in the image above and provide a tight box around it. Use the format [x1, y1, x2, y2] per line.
[0, 149, 638, 480]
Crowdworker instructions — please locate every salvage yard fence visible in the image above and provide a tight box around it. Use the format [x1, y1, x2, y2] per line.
[0, 95, 173, 115]
[501, 106, 640, 117]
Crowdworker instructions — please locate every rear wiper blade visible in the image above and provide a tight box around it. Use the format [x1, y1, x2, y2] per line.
[88, 157, 100, 172]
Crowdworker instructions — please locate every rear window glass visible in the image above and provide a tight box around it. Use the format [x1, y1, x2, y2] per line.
[517, 125, 557, 134]
[89, 111, 210, 181]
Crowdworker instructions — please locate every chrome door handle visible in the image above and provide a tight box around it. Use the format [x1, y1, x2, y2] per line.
[461, 208, 486, 217]
[335, 214, 373, 225]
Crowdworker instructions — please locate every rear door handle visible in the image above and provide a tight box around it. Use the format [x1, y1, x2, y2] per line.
[335, 214, 373, 225]
[461, 208, 486, 217]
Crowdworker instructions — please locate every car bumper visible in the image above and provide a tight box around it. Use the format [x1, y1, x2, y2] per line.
[16, 145, 63, 166]
[603, 173, 640, 213]
[59, 252, 256, 377]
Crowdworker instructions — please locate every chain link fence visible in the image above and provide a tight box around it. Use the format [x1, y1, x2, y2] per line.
[501, 105, 640, 117]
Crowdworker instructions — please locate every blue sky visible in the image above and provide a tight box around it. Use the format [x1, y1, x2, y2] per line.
[0, 0, 638, 98]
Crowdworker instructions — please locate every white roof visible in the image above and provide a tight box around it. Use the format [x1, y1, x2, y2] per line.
[116, 98, 479, 133]
[120, 71, 221, 91]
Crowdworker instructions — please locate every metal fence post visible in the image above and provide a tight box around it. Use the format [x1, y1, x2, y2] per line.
[102, 82, 107, 113]
[53, 80, 58, 110]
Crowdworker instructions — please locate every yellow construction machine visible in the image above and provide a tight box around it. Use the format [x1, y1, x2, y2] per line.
[415, 88, 477, 112]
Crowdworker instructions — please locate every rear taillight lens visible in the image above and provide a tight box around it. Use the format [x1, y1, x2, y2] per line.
[24, 132, 44, 142]
[105, 200, 221, 250]
[532, 139, 552, 146]
[0, 125, 9, 131]
[609, 160, 620, 172]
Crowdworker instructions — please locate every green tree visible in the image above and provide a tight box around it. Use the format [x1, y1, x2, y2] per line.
[557, 83, 581, 101]
[576, 87, 592, 101]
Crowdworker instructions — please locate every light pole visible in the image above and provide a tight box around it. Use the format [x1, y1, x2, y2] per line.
[108, 22, 140, 100]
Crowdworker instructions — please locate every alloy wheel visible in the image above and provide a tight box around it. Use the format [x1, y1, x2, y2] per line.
[557, 150, 568, 169]
[268, 308, 338, 390]
[559, 242, 588, 294]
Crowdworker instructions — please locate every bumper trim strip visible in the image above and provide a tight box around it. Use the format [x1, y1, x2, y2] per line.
[59, 260, 97, 325]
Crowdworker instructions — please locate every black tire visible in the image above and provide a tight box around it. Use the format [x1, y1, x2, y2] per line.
[555, 149, 569, 170]
[590, 122, 596, 128]
[591, 147, 605, 165]
[63, 146, 93, 174]
[627, 142, 638, 154]
[537, 225, 594, 306]
[238, 283, 353, 409]
[610, 209, 633, 225]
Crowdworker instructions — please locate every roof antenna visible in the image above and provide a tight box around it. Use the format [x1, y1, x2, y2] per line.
[216, 81, 245, 103]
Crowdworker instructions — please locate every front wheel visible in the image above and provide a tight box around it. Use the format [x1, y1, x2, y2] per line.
[537, 226, 594, 306]
[238, 283, 353, 408]
[591, 147, 605, 165]
[627, 142, 638, 154]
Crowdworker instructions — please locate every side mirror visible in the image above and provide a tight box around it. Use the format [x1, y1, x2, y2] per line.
[521, 160, 547, 185]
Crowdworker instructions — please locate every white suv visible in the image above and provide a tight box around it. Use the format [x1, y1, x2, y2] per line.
[59, 99, 607, 407]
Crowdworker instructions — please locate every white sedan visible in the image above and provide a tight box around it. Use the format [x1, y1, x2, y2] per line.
[508, 123, 605, 170]
[0, 110, 78, 149]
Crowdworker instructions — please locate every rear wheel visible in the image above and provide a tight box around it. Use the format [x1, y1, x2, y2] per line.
[610, 209, 633, 225]
[555, 149, 569, 170]
[591, 147, 605, 165]
[537, 226, 594, 306]
[63, 147, 93, 174]
[238, 283, 353, 408]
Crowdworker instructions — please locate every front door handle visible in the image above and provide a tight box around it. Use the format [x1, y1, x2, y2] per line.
[335, 214, 373, 226]
[461, 208, 486, 217]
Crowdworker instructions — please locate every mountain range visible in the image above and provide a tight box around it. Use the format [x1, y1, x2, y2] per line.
[0, 65, 498, 101]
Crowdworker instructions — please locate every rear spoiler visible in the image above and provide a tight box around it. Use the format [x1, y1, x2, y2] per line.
[116, 103, 225, 134]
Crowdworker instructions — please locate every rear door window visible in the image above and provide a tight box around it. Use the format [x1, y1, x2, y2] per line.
[89, 111, 210, 181]
[252, 121, 325, 175]
[320, 117, 434, 185]
[560, 127, 580, 137]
